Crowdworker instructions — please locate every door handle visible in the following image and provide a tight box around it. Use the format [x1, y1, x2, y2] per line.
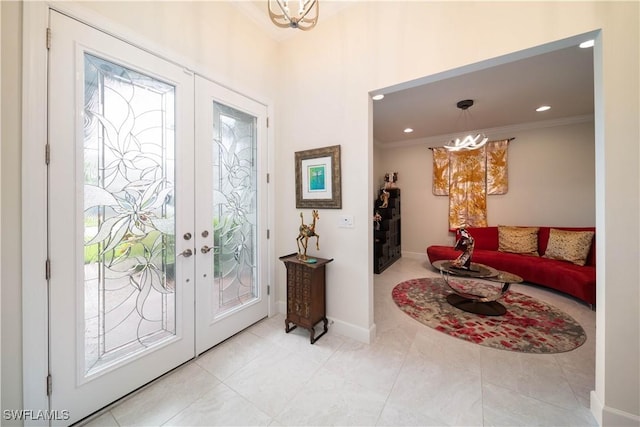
[179, 248, 193, 257]
[201, 245, 213, 254]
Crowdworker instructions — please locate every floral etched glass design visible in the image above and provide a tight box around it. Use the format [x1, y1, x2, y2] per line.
[211, 102, 258, 319]
[83, 54, 176, 376]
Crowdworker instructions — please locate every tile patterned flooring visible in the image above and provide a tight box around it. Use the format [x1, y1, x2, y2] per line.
[81, 255, 597, 426]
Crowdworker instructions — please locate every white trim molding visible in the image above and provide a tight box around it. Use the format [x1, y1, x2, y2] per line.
[376, 114, 595, 150]
[592, 390, 640, 426]
[329, 317, 376, 345]
[22, 1, 50, 421]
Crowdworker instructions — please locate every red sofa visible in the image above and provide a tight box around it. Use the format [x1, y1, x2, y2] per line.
[426, 226, 596, 306]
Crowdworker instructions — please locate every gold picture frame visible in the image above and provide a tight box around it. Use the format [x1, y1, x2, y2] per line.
[295, 145, 342, 209]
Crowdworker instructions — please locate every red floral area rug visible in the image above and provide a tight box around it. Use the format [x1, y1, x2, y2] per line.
[392, 278, 587, 353]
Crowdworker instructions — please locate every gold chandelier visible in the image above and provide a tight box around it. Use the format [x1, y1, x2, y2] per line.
[268, 0, 319, 31]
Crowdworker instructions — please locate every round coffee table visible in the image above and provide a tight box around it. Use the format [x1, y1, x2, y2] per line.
[432, 260, 523, 316]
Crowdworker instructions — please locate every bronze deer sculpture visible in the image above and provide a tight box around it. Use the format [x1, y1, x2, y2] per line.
[297, 210, 320, 261]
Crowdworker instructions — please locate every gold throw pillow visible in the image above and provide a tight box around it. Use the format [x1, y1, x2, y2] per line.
[498, 226, 539, 256]
[543, 229, 594, 266]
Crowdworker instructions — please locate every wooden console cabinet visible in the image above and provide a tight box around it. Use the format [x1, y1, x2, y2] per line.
[279, 253, 333, 344]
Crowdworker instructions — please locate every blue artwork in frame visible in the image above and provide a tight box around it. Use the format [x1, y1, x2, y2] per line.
[308, 165, 326, 192]
[295, 145, 342, 209]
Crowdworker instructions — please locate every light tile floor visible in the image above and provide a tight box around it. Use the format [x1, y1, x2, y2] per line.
[81, 255, 597, 426]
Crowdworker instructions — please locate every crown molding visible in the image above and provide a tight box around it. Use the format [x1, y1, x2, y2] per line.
[375, 114, 595, 149]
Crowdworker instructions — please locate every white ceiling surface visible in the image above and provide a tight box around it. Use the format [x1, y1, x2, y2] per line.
[231, 2, 595, 146]
[373, 45, 595, 145]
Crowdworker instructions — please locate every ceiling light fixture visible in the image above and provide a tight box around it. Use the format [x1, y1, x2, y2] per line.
[372, 94, 385, 101]
[444, 99, 488, 151]
[268, 0, 319, 31]
[404, 128, 414, 133]
[536, 105, 551, 112]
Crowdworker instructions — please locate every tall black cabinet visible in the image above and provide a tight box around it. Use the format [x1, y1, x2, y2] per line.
[374, 188, 401, 273]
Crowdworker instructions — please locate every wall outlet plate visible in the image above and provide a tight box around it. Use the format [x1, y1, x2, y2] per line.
[339, 215, 354, 228]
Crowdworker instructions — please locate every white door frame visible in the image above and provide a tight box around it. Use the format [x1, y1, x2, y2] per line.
[22, 2, 275, 420]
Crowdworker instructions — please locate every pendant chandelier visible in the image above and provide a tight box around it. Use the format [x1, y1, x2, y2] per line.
[268, 0, 319, 31]
[444, 99, 489, 151]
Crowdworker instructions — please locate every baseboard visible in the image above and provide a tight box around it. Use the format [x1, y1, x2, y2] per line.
[402, 251, 426, 260]
[602, 407, 640, 426]
[328, 317, 376, 344]
[591, 391, 640, 426]
[274, 301, 376, 344]
[591, 391, 604, 426]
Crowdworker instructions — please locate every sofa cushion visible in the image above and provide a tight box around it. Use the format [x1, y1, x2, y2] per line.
[498, 226, 539, 256]
[538, 226, 596, 266]
[543, 228, 595, 266]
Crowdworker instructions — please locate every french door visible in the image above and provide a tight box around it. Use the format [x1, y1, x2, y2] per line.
[194, 79, 269, 353]
[48, 11, 268, 424]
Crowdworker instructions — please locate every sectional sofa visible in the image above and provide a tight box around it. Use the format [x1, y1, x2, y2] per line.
[426, 226, 596, 306]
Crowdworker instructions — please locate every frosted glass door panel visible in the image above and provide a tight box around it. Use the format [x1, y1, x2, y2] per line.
[211, 102, 258, 320]
[83, 54, 177, 376]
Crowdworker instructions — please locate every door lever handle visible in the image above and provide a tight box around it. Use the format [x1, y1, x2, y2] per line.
[201, 245, 213, 254]
[179, 248, 193, 257]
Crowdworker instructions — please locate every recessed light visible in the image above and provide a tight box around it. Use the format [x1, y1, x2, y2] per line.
[372, 94, 385, 101]
[403, 128, 414, 133]
[579, 40, 595, 49]
[536, 105, 551, 112]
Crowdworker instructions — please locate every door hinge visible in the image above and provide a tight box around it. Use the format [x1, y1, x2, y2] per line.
[45, 258, 51, 280]
[46, 374, 52, 396]
[266, 117, 269, 128]
[266, 173, 270, 184]
[266, 229, 270, 239]
[267, 285, 270, 295]
[46, 27, 52, 50]
[45, 144, 50, 165]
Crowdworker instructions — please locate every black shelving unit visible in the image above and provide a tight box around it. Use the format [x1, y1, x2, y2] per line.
[374, 188, 401, 273]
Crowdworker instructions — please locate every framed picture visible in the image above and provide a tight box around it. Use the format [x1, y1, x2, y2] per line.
[295, 145, 342, 209]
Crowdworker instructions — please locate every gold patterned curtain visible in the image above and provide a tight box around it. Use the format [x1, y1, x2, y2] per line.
[432, 147, 449, 195]
[431, 139, 510, 229]
[448, 147, 487, 229]
[486, 139, 509, 194]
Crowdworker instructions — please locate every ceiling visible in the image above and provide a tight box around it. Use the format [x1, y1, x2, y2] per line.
[372, 44, 595, 145]
[231, 2, 595, 147]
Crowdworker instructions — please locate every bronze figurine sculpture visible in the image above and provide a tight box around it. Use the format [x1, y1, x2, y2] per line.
[297, 210, 320, 261]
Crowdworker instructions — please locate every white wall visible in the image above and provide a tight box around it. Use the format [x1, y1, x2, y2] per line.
[77, 1, 279, 98]
[1, 1, 23, 420]
[377, 120, 596, 254]
[275, 1, 638, 424]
